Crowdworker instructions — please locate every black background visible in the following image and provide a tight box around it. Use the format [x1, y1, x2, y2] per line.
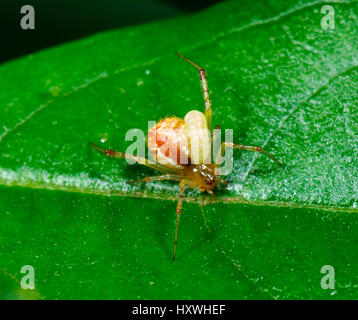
[1, 0, 223, 64]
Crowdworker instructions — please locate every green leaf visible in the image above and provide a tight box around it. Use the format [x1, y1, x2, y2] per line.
[1, 0, 358, 299]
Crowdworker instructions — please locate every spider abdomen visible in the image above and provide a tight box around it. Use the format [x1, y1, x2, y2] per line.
[148, 117, 189, 169]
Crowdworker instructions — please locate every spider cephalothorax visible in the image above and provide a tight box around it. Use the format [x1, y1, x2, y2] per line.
[90, 52, 282, 259]
[184, 164, 217, 192]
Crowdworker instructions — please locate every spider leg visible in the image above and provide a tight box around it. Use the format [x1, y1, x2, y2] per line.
[173, 179, 187, 260]
[127, 174, 185, 184]
[216, 176, 230, 186]
[89, 142, 177, 174]
[176, 52, 212, 132]
[221, 142, 283, 166]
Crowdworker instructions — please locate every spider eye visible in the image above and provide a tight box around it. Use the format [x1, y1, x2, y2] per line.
[206, 176, 215, 184]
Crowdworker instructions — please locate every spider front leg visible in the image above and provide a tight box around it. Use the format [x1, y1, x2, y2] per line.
[89, 142, 175, 174]
[176, 52, 212, 132]
[127, 174, 185, 184]
[128, 174, 187, 260]
[216, 176, 230, 186]
[173, 179, 187, 260]
[221, 142, 283, 166]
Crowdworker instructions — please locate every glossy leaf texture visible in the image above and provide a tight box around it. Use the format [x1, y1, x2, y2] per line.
[0, 0, 358, 299]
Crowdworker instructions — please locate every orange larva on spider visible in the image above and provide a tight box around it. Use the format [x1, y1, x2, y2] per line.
[90, 52, 283, 260]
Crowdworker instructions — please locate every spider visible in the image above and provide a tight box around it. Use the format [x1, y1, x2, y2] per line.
[90, 52, 282, 260]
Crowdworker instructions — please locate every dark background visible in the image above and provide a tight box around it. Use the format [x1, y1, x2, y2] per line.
[0, 0, 223, 64]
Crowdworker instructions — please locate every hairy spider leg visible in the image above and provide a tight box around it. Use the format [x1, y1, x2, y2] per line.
[91, 142, 191, 260]
[89, 142, 177, 174]
[127, 174, 191, 261]
[221, 142, 283, 166]
[176, 52, 212, 132]
[127, 174, 185, 184]
[173, 179, 187, 260]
